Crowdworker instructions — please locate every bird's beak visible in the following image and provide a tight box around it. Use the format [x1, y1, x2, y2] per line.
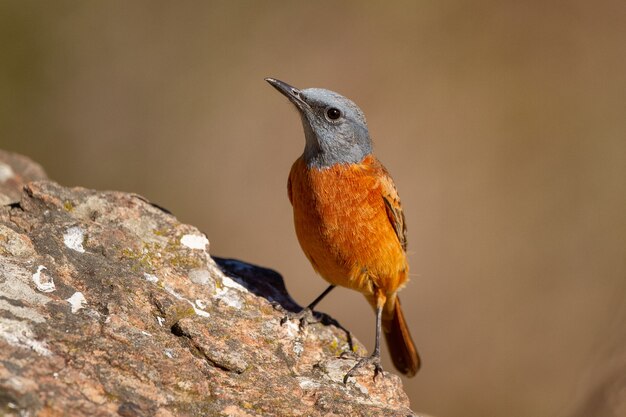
[265, 78, 310, 111]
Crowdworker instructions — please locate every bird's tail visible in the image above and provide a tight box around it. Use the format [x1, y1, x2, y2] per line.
[382, 295, 420, 377]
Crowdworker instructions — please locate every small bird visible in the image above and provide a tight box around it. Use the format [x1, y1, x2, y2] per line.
[266, 78, 420, 381]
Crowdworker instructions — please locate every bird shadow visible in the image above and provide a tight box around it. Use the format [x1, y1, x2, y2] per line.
[213, 256, 354, 349]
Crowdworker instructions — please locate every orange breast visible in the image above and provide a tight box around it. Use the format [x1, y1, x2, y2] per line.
[288, 155, 408, 297]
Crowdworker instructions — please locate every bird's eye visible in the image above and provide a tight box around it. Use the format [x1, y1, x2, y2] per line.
[326, 107, 342, 120]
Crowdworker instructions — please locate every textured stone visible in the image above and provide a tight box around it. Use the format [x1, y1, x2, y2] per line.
[0, 151, 418, 416]
[0, 150, 47, 206]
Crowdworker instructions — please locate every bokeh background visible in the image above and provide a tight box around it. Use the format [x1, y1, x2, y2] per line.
[2, 1, 625, 416]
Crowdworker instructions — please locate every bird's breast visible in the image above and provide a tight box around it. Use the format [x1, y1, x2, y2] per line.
[288, 155, 407, 295]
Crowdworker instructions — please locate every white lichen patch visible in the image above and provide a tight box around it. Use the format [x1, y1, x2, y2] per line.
[212, 276, 248, 309]
[176, 380, 194, 391]
[293, 340, 304, 356]
[195, 299, 208, 309]
[0, 162, 15, 183]
[194, 307, 211, 318]
[214, 286, 243, 309]
[188, 268, 211, 285]
[163, 284, 184, 301]
[143, 273, 159, 283]
[32, 265, 55, 293]
[1, 262, 52, 308]
[297, 377, 322, 390]
[0, 317, 52, 356]
[180, 234, 208, 250]
[66, 292, 87, 313]
[282, 320, 300, 339]
[221, 276, 247, 292]
[63, 226, 86, 253]
[163, 284, 210, 318]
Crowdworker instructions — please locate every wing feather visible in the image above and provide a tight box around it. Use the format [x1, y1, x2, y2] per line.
[377, 164, 408, 252]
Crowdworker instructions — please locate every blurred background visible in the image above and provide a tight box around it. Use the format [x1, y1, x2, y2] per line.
[1, 1, 625, 416]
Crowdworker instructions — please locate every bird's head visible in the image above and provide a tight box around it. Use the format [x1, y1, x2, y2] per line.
[266, 78, 372, 168]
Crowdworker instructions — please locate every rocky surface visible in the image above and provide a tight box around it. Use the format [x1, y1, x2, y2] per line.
[0, 150, 418, 417]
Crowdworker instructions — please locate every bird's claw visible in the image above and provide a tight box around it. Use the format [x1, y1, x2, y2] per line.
[343, 354, 384, 384]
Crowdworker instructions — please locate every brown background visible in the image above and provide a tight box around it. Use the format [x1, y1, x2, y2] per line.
[2, 1, 625, 416]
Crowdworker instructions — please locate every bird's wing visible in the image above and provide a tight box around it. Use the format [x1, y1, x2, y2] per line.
[378, 165, 408, 252]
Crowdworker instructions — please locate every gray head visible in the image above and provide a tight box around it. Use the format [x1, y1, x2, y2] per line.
[266, 78, 372, 168]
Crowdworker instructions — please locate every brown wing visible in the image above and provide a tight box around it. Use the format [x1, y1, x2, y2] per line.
[378, 165, 408, 252]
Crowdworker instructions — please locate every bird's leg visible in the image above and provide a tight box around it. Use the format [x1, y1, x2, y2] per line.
[281, 285, 335, 329]
[343, 303, 384, 383]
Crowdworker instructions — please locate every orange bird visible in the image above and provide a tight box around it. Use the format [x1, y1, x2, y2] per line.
[266, 78, 420, 381]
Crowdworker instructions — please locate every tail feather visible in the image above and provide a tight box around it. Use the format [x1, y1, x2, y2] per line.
[383, 296, 420, 377]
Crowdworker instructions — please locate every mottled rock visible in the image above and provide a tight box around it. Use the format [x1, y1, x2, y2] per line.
[0, 150, 47, 206]
[0, 151, 417, 416]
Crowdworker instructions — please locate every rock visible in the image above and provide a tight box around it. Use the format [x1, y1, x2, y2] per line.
[0, 151, 417, 416]
[0, 150, 47, 206]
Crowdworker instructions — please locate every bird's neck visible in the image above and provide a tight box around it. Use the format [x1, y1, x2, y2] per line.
[301, 124, 372, 169]
[303, 144, 372, 169]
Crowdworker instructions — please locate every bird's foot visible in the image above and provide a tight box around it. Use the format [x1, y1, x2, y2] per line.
[280, 307, 320, 330]
[343, 353, 384, 384]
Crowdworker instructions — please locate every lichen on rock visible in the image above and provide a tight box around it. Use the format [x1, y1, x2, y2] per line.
[0, 150, 417, 417]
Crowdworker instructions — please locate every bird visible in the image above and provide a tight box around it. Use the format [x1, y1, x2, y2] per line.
[265, 78, 420, 381]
